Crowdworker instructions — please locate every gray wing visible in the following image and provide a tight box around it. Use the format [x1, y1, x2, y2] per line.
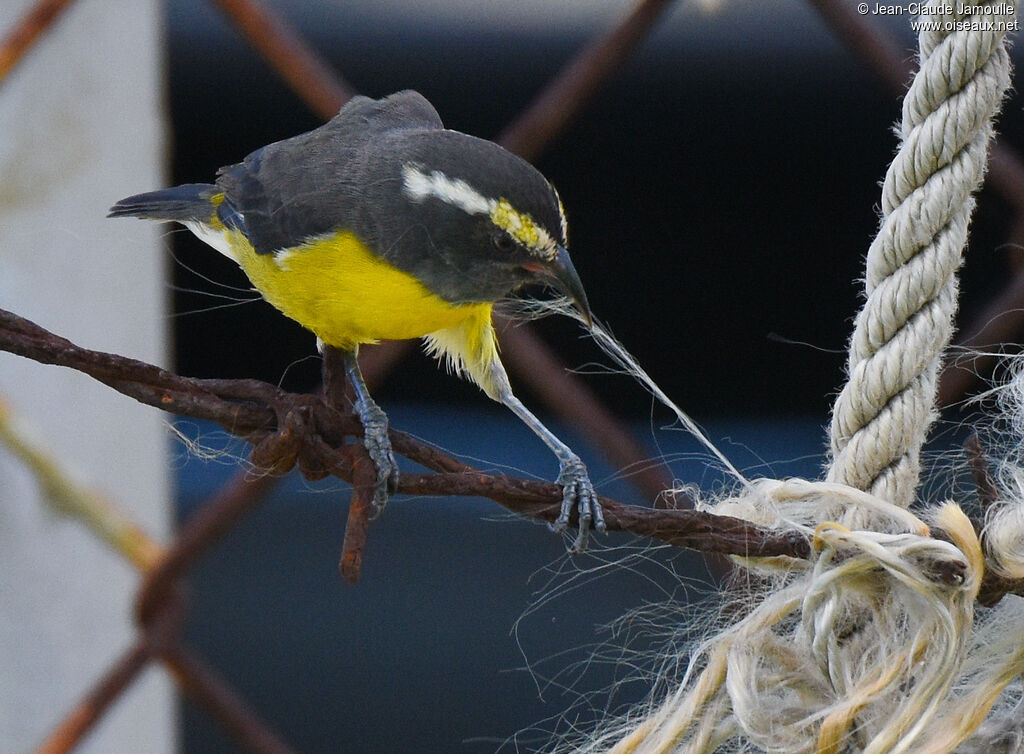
[214, 90, 444, 255]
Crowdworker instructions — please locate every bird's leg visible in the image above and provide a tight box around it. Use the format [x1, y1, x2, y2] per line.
[341, 349, 399, 514]
[489, 361, 605, 551]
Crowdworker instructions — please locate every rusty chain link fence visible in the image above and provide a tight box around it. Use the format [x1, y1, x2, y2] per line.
[3, 0, 1024, 751]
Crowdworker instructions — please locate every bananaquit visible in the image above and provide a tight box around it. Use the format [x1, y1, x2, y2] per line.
[110, 90, 604, 548]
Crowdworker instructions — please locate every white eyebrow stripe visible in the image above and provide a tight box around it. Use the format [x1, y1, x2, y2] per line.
[401, 164, 493, 216]
[401, 162, 559, 260]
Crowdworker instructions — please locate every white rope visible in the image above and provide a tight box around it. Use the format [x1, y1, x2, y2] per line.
[827, 1, 1012, 510]
[557, 5, 1020, 753]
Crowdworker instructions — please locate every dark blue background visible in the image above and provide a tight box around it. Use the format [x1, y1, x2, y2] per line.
[177, 410, 824, 753]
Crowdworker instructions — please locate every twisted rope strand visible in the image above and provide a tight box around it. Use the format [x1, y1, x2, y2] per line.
[828, 2, 1013, 509]
[572, 6, 1017, 753]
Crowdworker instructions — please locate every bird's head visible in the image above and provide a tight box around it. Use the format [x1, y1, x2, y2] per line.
[382, 130, 592, 325]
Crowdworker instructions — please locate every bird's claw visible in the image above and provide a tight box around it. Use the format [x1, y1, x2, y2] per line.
[551, 455, 605, 552]
[354, 398, 399, 516]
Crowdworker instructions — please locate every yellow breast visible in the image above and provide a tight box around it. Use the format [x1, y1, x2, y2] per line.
[227, 229, 493, 351]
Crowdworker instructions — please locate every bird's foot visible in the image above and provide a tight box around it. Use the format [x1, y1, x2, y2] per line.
[353, 397, 399, 515]
[551, 455, 606, 552]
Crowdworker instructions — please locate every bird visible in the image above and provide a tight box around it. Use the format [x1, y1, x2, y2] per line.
[109, 89, 604, 549]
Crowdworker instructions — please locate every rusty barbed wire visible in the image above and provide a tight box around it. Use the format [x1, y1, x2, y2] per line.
[0, 307, 807, 560]
[5, 0, 1024, 751]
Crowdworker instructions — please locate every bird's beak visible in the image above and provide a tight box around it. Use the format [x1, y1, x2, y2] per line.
[544, 245, 593, 328]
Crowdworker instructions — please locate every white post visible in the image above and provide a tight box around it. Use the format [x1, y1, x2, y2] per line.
[0, 1, 174, 752]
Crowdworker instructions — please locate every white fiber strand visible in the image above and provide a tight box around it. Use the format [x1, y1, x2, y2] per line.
[556, 4, 1021, 753]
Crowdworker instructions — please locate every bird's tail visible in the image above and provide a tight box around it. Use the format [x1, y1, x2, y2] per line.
[107, 183, 219, 222]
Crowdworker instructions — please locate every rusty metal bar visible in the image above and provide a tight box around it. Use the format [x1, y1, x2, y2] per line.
[498, 319, 676, 503]
[34, 585, 188, 754]
[33, 639, 153, 754]
[497, 0, 677, 161]
[808, 0, 1024, 211]
[210, 0, 353, 120]
[808, 0, 1024, 403]
[34, 497, 294, 754]
[320, 345, 351, 410]
[339, 446, 376, 584]
[136, 470, 280, 624]
[0, 0, 77, 85]
[164, 646, 297, 754]
[489, 0, 679, 499]
[355, 342, 413, 389]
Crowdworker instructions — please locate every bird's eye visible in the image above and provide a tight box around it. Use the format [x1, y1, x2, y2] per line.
[491, 232, 517, 253]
